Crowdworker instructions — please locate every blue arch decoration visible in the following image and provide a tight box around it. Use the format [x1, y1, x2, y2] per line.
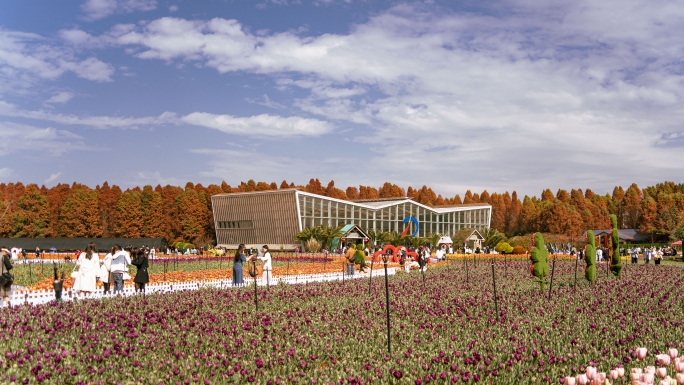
[401, 216, 420, 237]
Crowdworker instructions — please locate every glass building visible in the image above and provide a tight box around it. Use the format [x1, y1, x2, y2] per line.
[212, 189, 491, 250]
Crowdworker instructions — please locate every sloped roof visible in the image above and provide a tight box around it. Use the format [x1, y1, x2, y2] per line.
[582, 229, 650, 242]
[339, 224, 370, 239]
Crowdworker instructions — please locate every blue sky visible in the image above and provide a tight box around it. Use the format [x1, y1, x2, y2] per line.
[1, 0, 682, 197]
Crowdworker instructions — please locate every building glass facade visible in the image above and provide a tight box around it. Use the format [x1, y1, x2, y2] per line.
[297, 192, 491, 238]
[212, 189, 492, 249]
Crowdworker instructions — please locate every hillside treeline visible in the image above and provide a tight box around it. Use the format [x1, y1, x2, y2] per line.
[0, 179, 682, 245]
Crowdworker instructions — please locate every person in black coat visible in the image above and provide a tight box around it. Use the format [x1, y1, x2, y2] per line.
[131, 247, 149, 293]
[1, 247, 13, 307]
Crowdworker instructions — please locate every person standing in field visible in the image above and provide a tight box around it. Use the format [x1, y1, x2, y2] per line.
[72, 242, 100, 297]
[1, 247, 13, 307]
[110, 245, 131, 295]
[100, 247, 113, 294]
[131, 247, 149, 293]
[258, 245, 272, 286]
[232, 244, 248, 286]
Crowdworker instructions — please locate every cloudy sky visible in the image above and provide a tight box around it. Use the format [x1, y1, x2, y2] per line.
[1, 0, 682, 197]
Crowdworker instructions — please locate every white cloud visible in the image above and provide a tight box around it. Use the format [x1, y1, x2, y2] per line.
[81, 0, 157, 21]
[16, 1, 684, 193]
[0, 167, 11, 180]
[0, 29, 114, 89]
[181, 112, 333, 138]
[130, 171, 185, 187]
[246, 94, 286, 110]
[45, 92, 75, 104]
[0, 121, 97, 156]
[169, 5, 178, 12]
[44, 172, 62, 183]
[0, 101, 177, 128]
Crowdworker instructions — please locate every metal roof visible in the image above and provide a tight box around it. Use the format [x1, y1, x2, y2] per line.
[211, 189, 491, 213]
[581, 229, 650, 242]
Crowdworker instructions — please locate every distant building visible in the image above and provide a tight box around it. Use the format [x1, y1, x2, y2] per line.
[582, 229, 662, 244]
[211, 189, 491, 250]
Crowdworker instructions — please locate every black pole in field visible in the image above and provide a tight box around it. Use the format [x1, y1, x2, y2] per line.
[368, 257, 375, 295]
[548, 257, 556, 300]
[491, 262, 499, 322]
[382, 256, 391, 355]
[465, 259, 469, 283]
[253, 259, 258, 312]
[574, 257, 578, 289]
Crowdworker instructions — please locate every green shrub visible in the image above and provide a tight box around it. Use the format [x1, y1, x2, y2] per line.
[585, 230, 596, 283]
[610, 214, 622, 278]
[530, 232, 549, 290]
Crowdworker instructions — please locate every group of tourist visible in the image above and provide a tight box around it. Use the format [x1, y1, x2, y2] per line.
[70, 243, 150, 297]
[628, 247, 667, 265]
[232, 244, 272, 287]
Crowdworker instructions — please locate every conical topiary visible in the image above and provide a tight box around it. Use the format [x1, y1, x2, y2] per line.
[585, 230, 597, 283]
[610, 214, 622, 278]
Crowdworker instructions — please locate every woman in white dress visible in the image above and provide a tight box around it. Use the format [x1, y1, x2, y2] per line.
[100, 247, 113, 294]
[73, 242, 100, 296]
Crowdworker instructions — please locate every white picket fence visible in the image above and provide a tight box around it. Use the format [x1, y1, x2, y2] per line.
[7, 268, 397, 307]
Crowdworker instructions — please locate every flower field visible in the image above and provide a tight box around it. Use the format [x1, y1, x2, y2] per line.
[15, 256, 450, 291]
[1, 259, 683, 384]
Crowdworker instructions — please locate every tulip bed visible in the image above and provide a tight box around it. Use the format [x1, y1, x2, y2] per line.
[1, 259, 683, 384]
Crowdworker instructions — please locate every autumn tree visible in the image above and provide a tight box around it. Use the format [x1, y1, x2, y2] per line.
[378, 182, 405, 198]
[97, 182, 122, 237]
[174, 188, 211, 244]
[113, 190, 144, 238]
[58, 187, 102, 237]
[358, 186, 379, 199]
[324, 180, 347, 200]
[11, 184, 50, 237]
[305, 179, 325, 195]
[345, 186, 360, 200]
[141, 186, 167, 238]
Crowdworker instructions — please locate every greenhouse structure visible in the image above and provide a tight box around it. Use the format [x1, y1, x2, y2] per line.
[211, 189, 491, 250]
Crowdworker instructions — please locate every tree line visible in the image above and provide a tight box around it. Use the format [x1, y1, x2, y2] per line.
[1, 179, 682, 245]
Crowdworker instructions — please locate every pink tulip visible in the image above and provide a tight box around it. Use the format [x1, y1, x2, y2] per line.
[597, 372, 606, 382]
[610, 370, 619, 380]
[643, 373, 656, 384]
[565, 376, 576, 385]
[587, 366, 597, 380]
[670, 349, 680, 360]
[637, 348, 649, 360]
[676, 373, 684, 384]
[618, 368, 625, 378]
[659, 355, 673, 366]
[648, 367, 658, 374]
[660, 378, 674, 385]
[675, 360, 684, 373]
[633, 368, 645, 380]
[577, 374, 588, 385]
[657, 368, 669, 378]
